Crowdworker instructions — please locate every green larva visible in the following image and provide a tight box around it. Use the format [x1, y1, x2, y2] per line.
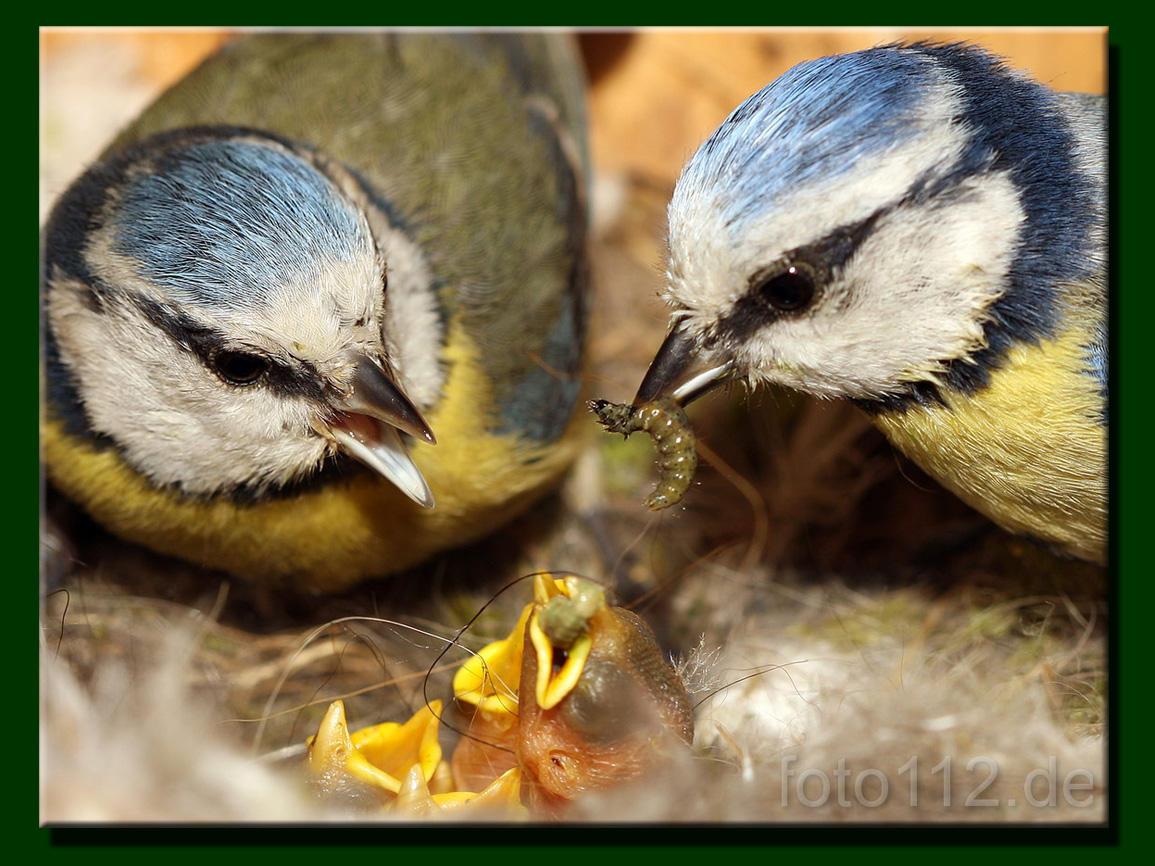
[589, 397, 697, 510]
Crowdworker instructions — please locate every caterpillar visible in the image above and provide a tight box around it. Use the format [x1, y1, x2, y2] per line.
[589, 397, 698, 510]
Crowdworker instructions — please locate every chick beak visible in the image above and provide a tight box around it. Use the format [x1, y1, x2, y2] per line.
[634, 322, 735, 407]
[328, 351, 437, 509]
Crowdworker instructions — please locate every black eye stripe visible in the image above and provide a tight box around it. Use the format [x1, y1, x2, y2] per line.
[792, 208, 885, 274]
[712, 208, 887, 342]
[123, 292, 329, 401]
[715, 264, 818, 342]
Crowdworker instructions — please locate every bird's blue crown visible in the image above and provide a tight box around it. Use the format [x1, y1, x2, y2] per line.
[691, 47, 931, 226]
[112, 132, 371, 311]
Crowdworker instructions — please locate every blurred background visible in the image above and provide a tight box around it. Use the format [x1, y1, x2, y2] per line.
[39, 28, 1109, 822]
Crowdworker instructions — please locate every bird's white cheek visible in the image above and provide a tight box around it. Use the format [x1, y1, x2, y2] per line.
[731, 329, 848, 399]
[48, 286, 328, 494]
[738, 172, 1024, 400]
[839, 173, 1024, 387]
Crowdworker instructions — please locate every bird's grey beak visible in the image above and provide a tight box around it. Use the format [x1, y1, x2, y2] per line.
[328, 351, 437, 509]
[634, 322, 735, 408]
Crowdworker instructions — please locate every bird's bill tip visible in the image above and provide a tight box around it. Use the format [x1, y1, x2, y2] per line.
[330, 415, 436, 509]
[344, 351, 437, 445]
[633, 323, 733, 407]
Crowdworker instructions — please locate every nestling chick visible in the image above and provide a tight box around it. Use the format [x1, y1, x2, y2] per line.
[40, 33, 591, 591]
[450, 574, 695, 818]
[633, 42, 1106, 563]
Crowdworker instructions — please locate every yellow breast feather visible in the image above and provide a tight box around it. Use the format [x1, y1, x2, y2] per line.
[872, 315, 1106, 563]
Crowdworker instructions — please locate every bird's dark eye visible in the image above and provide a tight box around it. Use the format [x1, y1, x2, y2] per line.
[756, 265, 817, 313]
[210, 349, 269, 386]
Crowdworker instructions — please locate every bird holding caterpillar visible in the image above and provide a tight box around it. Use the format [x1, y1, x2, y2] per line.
[600, 41, 1106, 565]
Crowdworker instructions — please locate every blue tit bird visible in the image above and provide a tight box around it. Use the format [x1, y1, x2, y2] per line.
[40, 33, 591, 591]
[631, 41, 1107, 564]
